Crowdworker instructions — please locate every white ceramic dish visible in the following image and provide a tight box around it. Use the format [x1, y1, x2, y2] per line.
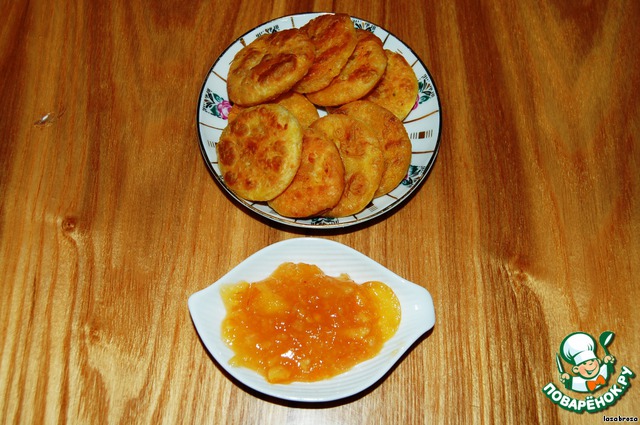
[197, 13, 442, 229]
[188, 238, 435, 402]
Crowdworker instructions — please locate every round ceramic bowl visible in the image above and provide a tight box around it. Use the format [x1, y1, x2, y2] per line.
[196, 13, 442, 229]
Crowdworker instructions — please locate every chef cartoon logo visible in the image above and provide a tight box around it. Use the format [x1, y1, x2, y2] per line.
[558, 331, 615, 393]
[542, 331, 636, 414]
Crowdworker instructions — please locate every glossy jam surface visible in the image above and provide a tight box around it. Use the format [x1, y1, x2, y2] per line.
[220, 262, 401, 384]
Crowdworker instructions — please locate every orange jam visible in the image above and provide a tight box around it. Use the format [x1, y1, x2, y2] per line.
[220, 262, 401, 384]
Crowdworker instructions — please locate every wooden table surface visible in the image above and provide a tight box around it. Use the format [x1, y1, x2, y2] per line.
[1, 1, 639, 423]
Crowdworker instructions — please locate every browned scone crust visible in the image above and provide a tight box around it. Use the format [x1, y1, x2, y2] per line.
[271, 92, 319, 127]
[228, 91, 319, 127]
[226, 104, 244, 123]
[268, 128, 345, 217]
[293, 13, 358, 94]
[305, 30, 388, 107]
[334, 101, 412, 196]
[311, 114, 383, 217]
[227, 29, 315, 106]
[362, 50, 419, 120]
[216, 104, 303, 201]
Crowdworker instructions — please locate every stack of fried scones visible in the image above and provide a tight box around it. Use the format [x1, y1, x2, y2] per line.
[216, 14, 419, 218]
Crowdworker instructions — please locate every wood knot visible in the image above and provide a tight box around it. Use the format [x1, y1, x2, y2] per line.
[61, 216, 78, 232]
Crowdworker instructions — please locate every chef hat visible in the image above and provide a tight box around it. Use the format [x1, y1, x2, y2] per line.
[561, 332, 597, 365]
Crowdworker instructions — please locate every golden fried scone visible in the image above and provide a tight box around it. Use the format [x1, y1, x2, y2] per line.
[311, 114, 383, 217]
[305, 30, 387, 107]
[268, 128, 345, 217]
[362, 50, 419, 120]
[335, 101, 412, 196]
[275, 92, 320, 127]
[216, 104, 303, 201]
[293, 13, 358, 94]
[227, 29, 315, 106]
[229, 92, 319, 127]
[226, 104, 244, 123]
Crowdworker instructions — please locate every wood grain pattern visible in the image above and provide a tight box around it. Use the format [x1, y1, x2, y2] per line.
[1, 0, 639, 423]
